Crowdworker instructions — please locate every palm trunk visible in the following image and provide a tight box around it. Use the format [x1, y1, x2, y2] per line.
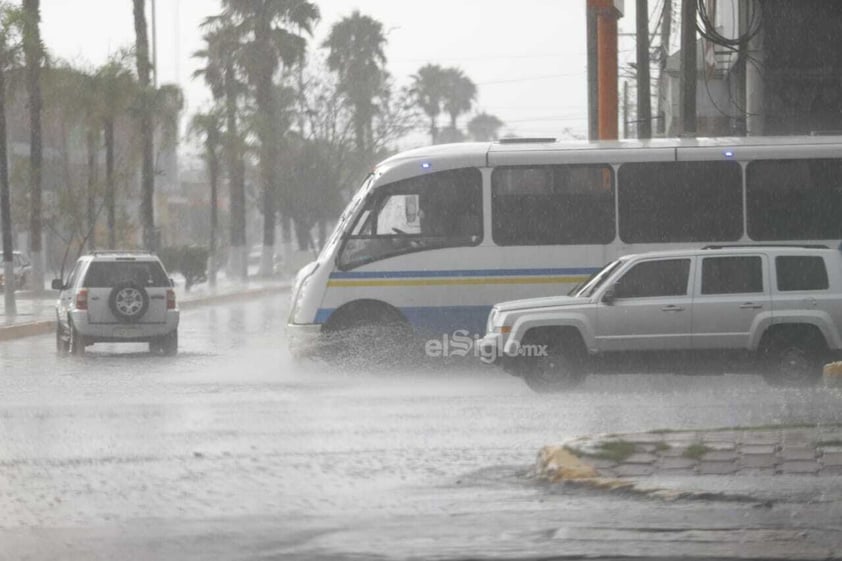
[104, 119, 116, 249]
[224, 65, 247, 281]
[255, 73, 278, 278]
[208, 136, 219, 289]
[23, 0, 43, 291]
[0, 64, 17, 314]
[86, 129, 97, 250]
[133, 0, 156, 251]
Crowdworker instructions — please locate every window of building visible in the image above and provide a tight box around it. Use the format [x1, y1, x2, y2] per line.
[491, 164, 614, 245]
[701, 256, 763, 294]
[747, 159, 842, 240]
[775, 256, 829, 291]
[618, 161, 743, 243]
[338, 168, 482, 269]
[613, 259, 691, 298]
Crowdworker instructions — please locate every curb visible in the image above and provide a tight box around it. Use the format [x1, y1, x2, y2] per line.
[534, 423, 842, 499]
[0, 283, 290, 342]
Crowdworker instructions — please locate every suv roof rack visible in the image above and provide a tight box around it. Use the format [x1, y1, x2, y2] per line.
[702, 244, 830, 250]
[498, 137, 557, 144]
[90, 250, 155, 255]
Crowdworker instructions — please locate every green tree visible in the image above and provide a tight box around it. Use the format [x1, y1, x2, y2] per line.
[0, 1, 21, 313]
[22, 0, 43, 290]
[442, 67, 476, 130]
[411, 64, 447, 144]
[188, 108, 224, 288]
[218, 0, 320, 277]
[132, 0, 155, 250]
[467, 112, 504, 141]
[322, 10, 387, 156]
[195, 17, 248, 280]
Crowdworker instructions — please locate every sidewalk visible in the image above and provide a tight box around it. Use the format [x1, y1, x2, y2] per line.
[0, 273, 291, 341]
[535, 423, 842, 490]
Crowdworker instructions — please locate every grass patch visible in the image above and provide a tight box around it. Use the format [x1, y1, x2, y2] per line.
[654, 442, 671, 453]
[682, 443, 711, 460]
[818, 439, 842, 448]
[582, 440, 637, 463]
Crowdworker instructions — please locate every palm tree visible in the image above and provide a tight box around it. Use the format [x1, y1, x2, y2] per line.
[132, 0, 155, 250]
[188, 108, 224, 288]
[467, 112, 504, 141]
[194, 18, 248, 280]
[442, 67, 476, 130]
[0, 2, 20, 313]
[22, 0, 43, 290]
[322, 10, 387, 156]
[411, 64, 447, 144]
[218, 0, 320, 278]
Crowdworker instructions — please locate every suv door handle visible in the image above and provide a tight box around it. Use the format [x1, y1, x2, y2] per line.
[739, 303, 762, 309]
[661, 305, 684, 312]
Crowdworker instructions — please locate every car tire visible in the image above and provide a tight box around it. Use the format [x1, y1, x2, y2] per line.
[56, 324, 69, 355]
[108, 281, 150, 323]
[161, 330, 178, 356]
[321, 305, 412, 371]
[69, 321, 86, 356]
[762, 340, 823, 387]
[521, 339, 587, 393]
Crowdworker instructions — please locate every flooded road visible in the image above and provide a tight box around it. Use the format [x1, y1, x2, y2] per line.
[1, 292, 841, 559]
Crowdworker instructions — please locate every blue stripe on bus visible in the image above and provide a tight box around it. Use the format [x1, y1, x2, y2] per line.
[329, 267, 598, 279]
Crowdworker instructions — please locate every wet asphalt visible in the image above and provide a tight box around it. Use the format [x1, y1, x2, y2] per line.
[0, 292, 841, 559]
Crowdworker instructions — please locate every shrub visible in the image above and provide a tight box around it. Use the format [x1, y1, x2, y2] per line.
[159, 246, 208, 291]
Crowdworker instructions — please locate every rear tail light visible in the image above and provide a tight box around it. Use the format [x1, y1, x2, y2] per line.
[166, 289, 176, 310]
[76, 289, 88, 310]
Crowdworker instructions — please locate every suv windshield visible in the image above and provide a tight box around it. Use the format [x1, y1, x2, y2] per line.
[83, 261, 170, 288]
[569, 259, 624, 298]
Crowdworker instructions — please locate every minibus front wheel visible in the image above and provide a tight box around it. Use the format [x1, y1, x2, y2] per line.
[321, 301, 413, 370]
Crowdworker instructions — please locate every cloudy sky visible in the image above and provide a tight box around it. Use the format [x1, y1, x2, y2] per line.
[41, 1, 639, 147]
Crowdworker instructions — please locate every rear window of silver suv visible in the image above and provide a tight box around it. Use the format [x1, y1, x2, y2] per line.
[775, 255, 829, 291]
[82, 261, 170, 288]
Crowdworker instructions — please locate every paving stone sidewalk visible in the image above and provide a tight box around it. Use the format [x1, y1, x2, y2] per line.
[538, 424, 842, 482]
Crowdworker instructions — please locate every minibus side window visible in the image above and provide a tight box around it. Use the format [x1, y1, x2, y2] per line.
[337, 168, 482, 269]
[747, 158, 842, 241]
[618, 161, 742, 243]
[491, 164, 615, 245]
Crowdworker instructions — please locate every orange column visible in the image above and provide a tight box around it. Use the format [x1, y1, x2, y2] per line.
[595, 1, 619, 140]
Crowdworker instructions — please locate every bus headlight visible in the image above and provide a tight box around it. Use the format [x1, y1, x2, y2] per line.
[289, 261, 319, 323]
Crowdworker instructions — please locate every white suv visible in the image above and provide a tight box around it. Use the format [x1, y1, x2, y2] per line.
[53, 252, 180, 355]
[479, 246, 842, 391]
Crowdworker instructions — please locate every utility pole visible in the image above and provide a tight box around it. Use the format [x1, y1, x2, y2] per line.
[679, 0, 697, 136]
[745, 0, 764, 136]
[623, 80, 629, 138]
[597, 1, 620, 140]
[587, 2, 599, 140]
[636, 0, 652, 138]
[656, 0, 672, 135]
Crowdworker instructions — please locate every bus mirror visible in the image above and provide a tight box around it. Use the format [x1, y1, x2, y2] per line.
[602, 286, 616, 305]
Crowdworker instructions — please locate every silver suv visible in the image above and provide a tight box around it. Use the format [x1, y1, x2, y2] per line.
[53, 252, 180, 355]
[479, 246, 842, 391]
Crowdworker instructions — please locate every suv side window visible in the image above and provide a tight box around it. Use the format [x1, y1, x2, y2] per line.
[614, 259, 691, 298]
[701, 256, 763, 294]
[776, 256, 829, 291]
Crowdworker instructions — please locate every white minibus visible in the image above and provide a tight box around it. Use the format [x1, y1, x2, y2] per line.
[287, 136, 842, 359]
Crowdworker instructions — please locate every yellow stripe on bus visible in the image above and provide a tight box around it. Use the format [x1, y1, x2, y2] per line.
[327, 276, 587, 288]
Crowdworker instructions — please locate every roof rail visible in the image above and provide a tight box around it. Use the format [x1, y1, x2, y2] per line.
[498, 137, 556, 144]
[90, 250, 155, 255]
[702, 244, 830, 250]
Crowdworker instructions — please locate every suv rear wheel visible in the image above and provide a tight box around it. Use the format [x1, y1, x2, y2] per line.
[761, 328, 825, 387]
[68, 321, 86, 356]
